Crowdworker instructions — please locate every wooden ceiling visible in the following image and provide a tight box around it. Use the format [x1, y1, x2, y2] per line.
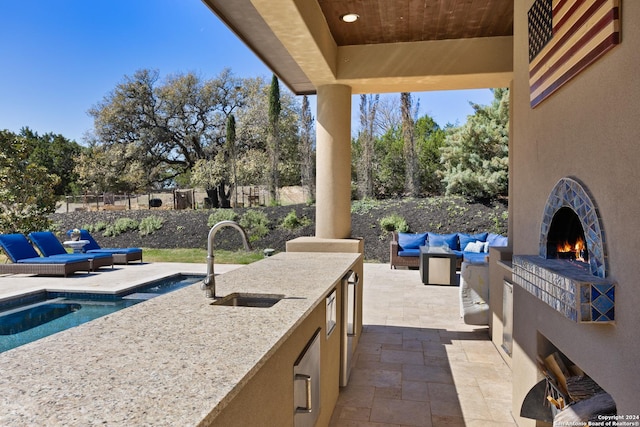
[318, 0, 513, 46]
[202, 0, 514, 94]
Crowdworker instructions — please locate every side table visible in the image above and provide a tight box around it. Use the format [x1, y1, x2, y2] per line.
[63, 240, 89, 253]
[419, 246, 457, 285]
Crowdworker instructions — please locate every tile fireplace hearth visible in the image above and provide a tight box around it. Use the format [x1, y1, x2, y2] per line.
[513, 177, 615, 323]
[513, 255, 615, 323]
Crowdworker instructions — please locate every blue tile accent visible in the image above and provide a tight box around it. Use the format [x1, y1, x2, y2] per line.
[513, 256, 615, 324]
[592, 295, 614, 315]
[539, 178, 607, 278]
[580, 286, 590, 303]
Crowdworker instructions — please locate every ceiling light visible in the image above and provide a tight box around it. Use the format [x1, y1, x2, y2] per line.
[340, 13, 359, 23]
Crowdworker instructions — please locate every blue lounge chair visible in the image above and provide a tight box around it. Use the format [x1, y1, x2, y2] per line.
[75, 229, 143, 265]
[0, 233, 90, 277]
[28, 231, 113, 271]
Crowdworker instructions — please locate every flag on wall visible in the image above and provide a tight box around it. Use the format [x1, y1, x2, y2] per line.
[528, 0, 620, 108]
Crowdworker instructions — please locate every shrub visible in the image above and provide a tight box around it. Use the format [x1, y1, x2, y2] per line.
[379, 213, 409, 233]
[239, 209, 270, 242]
[281, 210, 311, 230]
[207, 209, 239, 227]
[84, 221, 108, 233]
[138, 215, 165, 236]
[351, 198, 379, 215]
[103, 218, 139, 237]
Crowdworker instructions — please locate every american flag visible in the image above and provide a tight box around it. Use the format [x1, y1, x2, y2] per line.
[528, 0, 621, 108]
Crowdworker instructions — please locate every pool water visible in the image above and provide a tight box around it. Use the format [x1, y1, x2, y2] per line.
[0, 274, 204, 353]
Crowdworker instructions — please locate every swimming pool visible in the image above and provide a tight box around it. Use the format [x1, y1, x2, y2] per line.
[0, 274, 204, 353]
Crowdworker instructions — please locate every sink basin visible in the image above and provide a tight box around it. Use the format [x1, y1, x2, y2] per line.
[211, 293, 284, 308]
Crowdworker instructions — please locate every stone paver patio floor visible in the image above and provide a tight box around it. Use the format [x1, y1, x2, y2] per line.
[329, 263, 516, 427]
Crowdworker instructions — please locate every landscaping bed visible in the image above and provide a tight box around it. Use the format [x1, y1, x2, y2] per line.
[51, 196, 508, 263]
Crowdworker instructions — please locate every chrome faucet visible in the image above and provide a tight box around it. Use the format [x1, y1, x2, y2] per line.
[202, 220, 252, 298]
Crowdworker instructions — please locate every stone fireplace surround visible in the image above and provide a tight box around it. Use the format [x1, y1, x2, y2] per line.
[512, 178, 615, 323]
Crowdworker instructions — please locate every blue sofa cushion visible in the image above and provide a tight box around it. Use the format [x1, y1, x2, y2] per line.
[397, 232, 427, 250]
[458, 232, 488, 250]
[427, 232, 459, 251]
[398, 248, 420, 257]
[463, 252, 490, 264]
[486, 233, 508, 250]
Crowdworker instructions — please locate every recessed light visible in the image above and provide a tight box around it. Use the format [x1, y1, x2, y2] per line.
[340, 13, 359, 23]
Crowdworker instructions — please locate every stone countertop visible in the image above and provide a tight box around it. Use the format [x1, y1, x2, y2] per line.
[0, 252, 360, 426]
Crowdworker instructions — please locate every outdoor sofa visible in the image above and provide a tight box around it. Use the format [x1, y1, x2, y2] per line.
[0, 233, 91, 277]
[390, 231, 508, 269]
[28, 231, 113, 271]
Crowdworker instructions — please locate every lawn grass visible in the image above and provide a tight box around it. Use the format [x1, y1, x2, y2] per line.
[141, 248, 264, 264]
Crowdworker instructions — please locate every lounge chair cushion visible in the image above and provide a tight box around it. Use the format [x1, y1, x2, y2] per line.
[28, 232, 113, 264]
[79, 230, 142, 254]
[0, 234, 41, 262]
[28, 231, 69, 256]
[17, 256, 78, 264]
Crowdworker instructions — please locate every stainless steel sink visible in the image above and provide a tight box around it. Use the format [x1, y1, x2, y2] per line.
[211, 293, 284, 308]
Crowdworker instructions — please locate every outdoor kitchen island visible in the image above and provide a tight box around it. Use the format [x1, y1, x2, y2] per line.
[0, 251, 362, 426]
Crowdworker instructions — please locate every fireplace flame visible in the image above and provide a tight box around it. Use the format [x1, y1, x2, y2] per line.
[557, 236, 586, 262]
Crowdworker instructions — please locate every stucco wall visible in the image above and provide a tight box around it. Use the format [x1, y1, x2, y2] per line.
[511, 0, 640, 423]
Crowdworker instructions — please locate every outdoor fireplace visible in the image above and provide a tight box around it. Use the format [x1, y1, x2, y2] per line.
[546, 207, 588, 263]
[514, 179, 618, 423]
[513, 177, 615, 323]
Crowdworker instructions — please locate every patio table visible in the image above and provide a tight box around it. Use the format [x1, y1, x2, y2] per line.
[419, 245, 457, 285]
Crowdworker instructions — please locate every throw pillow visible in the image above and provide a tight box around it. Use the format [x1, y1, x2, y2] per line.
[463, 241, 484, 253]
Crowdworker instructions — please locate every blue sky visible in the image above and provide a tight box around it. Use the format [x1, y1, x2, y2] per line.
[0, 0, 495, 143]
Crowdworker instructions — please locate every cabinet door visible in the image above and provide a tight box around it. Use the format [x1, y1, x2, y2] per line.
[294, 328, 321, 427]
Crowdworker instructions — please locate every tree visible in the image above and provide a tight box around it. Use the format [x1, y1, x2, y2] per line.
[267, 74, 281, 203]
[415, 116, 446, 195]
[400, 92, 419, 196]
[88, 68, 246, 207]
[299, 95, 315, 202]
[440, 88, 509, 199]
[0, 130, 59, 234]
[20, 127, 82, 196]
[234, 76, 302, 189]
[374, 125, 405, 197]
[226, 114, 238, 206]
[355, 94, 379, 199]
[75, 136, 147, 195]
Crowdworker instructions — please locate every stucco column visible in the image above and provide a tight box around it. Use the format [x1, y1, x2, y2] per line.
[315, 84, 352, 239]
